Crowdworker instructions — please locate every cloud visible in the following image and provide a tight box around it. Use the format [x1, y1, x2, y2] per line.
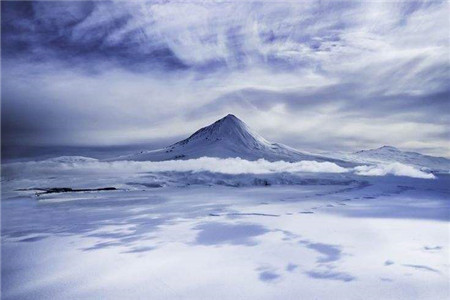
[354, 162, 435, 179]
[2, 1, 449, 157]
[2, 156, 435, 180]
[3, 157, 348, 177]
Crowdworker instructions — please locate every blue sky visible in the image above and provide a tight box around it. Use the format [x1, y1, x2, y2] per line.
[2, 1, 449, 156]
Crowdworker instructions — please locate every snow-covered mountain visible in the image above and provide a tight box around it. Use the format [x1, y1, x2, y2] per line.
[110, 115, 448, 173]
[349, 146, 450, 172]
[116, 114, 348, 164]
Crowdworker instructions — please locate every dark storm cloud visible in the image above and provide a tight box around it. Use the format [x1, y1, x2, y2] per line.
[1, 0, 449, 157]
[0, 1, 361, 73]
[1, 1, 188, 72]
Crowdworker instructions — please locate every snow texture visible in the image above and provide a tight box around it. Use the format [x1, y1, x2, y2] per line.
[2, 170, 449, 300]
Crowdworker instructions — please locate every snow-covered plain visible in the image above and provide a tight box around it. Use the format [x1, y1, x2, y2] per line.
[1, 157, 449, 300]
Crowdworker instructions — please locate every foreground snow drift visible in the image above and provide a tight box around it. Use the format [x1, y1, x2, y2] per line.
[1, 156, 447, 300]
[2, 173, 449, 300]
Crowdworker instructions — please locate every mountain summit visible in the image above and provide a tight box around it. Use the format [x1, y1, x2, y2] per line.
[174, 114, 271, 150]
[119, 114, 343, 163]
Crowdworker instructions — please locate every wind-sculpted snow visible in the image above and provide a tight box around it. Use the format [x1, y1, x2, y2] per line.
[2, 157, 435, 181]
[2, 158, 448, 300]
[2, 174, 449, 300]
[354, 162, 436, 179]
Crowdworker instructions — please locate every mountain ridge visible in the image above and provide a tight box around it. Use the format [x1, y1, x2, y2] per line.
[350, 145, 450, 172]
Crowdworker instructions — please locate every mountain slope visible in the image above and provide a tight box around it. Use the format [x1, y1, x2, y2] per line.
[350, 146, 450, 172]
[116, 114, 348, 164]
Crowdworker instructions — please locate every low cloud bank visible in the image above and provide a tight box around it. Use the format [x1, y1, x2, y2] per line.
[2, 156, 435, 180]
[138, 158, 349, 174]
[2, 157, 348, 177]
[354, 163, 435, 179]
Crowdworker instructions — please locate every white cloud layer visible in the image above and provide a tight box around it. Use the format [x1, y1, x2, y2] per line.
[3, 157, 347, 176]
[2, 156, 435, 179]
[354, 162, 435, 179]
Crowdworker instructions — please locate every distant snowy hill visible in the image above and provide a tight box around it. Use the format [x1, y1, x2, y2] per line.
[116, 114, 348, 165]
[347, 146, 450, 172]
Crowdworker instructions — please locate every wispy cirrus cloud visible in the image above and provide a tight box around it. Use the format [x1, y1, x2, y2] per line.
[2, 1, 449, 156]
